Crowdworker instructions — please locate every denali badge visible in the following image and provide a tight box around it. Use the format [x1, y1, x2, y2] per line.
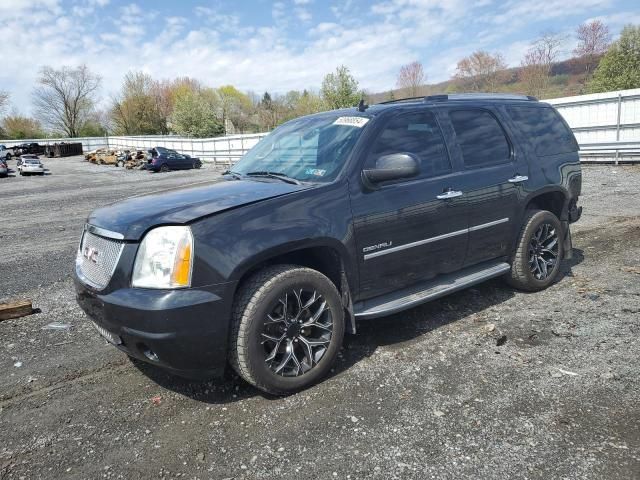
[83, 246, 99, 264]
[363, 241, 393, 253]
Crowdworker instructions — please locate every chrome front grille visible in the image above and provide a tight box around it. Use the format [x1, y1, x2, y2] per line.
[76, 228, 124, 290]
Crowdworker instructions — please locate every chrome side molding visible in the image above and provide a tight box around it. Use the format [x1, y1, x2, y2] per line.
[364, 218, 509, 261]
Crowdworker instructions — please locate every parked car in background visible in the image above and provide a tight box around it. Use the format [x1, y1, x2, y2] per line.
[15, 143, 46, 156]
[18, 155, 45, 176]
[145, 147, 202, 172]
[0, 159, 8, 177]
[0, 145, 14, 161]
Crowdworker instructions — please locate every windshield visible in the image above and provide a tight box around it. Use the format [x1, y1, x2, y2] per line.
[231, 114, 370, 183]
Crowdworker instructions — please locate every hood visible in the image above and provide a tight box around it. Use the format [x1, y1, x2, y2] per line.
[87, 178, 311, 240]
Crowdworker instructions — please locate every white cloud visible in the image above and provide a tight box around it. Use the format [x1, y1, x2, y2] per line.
[0, 0, 632, 115]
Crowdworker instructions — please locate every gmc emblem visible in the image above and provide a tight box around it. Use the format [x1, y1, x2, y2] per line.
[83, 246, 99, 264]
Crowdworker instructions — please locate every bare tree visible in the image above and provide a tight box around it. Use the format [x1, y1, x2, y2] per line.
[454, 51, 508, 92]
[520, 32, 565, 97]
[0, 91, 8, 115]
[574, 20, 611, 74]
[33, 65, 101, 137]
[396, 61, 425, 97]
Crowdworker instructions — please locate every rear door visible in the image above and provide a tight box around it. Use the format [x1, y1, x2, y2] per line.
[349, 109, 468, 300]
[441, 107, 528, 266]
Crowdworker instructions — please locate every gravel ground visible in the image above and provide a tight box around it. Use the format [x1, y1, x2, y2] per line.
[0, 156, 639, 480]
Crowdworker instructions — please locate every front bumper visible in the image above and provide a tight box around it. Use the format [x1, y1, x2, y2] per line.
[74, 276, 236, 378]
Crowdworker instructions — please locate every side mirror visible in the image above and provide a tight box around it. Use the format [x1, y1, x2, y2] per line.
[362, 153, 420, 185]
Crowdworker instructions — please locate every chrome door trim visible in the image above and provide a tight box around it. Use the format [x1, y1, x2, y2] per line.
[364, 228, 467, 260]
[363, 218, 509, 260]
[467, 217, 510, 232]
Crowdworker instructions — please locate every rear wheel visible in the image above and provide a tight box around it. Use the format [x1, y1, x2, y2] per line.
[230, 265, 345, 395]
[507, 209, 564, 291]
[6, 154, 11, 161]
[160, 164, 169, 173]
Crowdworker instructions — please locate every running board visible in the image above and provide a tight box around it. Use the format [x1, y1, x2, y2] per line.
[353, 260, 511, 320]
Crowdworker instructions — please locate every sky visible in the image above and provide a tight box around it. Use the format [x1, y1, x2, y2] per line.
[1, 0, 639, 113]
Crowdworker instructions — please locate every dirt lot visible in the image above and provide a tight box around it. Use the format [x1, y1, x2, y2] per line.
[0, 156, 639, 479]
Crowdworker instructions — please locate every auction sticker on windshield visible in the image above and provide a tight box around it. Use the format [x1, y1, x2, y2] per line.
[333, 117, 370, 128]
[305, 168, 327, 177]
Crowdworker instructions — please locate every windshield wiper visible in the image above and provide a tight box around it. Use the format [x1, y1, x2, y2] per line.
[245, 171, 301, 185]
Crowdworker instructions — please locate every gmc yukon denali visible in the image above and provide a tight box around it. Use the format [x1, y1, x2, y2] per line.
[74, 94, 582, 394]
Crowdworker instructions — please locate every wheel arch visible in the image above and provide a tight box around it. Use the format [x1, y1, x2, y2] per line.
[523, 187, 569, 221]
[230, 240, 357, 333]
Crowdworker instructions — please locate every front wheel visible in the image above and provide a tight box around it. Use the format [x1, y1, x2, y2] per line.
[507, 209, 564, 291]
[230, 265, 345, 395]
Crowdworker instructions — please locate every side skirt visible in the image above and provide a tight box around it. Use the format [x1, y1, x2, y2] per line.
[353, 260, 510, 320]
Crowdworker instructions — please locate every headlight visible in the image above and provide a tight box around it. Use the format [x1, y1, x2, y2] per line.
[132, 226, 193, 289]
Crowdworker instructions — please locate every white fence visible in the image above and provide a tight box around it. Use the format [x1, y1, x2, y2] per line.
[547, 88, 640, 163]
[2, 89, 640, 165]
[0, 133, 268, 166]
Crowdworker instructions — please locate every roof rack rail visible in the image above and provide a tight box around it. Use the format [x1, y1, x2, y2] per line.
[437, 93, 538, 101]
[377, 93, 538, 105]
[378, 96, 427, 105]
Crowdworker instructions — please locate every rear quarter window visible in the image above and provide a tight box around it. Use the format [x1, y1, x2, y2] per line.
[507, 106, 578, 156]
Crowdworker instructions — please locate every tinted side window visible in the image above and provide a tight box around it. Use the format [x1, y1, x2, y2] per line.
[367, 111, 451, 179]
[508, 106, 578, 156]
[449, 109, 511, 167]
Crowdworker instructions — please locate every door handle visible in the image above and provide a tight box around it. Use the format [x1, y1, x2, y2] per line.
[508, 175, 529, 183]
[436, 190, 463, 200]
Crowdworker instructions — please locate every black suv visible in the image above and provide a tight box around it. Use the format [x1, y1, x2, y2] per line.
[74, 94, 582, 395]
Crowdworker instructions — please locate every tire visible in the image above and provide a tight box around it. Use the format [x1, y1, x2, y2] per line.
[160, 164, 169, 173]
[507, 209, 564, 292]
[193, 160, 201, 169]
[230, 265, 345, 395]
[117, 160, 125, 168]
[6, 154, 11, 161]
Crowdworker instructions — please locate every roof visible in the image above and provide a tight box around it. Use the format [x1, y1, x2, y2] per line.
[293, 93, 541, 124]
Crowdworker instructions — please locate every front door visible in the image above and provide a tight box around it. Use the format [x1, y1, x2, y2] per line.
[349, 109, 468, 301]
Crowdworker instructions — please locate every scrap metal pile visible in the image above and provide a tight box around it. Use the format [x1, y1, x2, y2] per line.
[84, 148, 147, 169]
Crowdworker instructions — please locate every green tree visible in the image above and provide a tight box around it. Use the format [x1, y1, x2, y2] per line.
[216, 85, 253, 134]
[1, 114, 43, 139]
[110, 72, 169, 135]
[170, 89, 224, 138]
[589, 25, 640, 93]
[320, 65, 361, 109]
[294, 90, 325, 117]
